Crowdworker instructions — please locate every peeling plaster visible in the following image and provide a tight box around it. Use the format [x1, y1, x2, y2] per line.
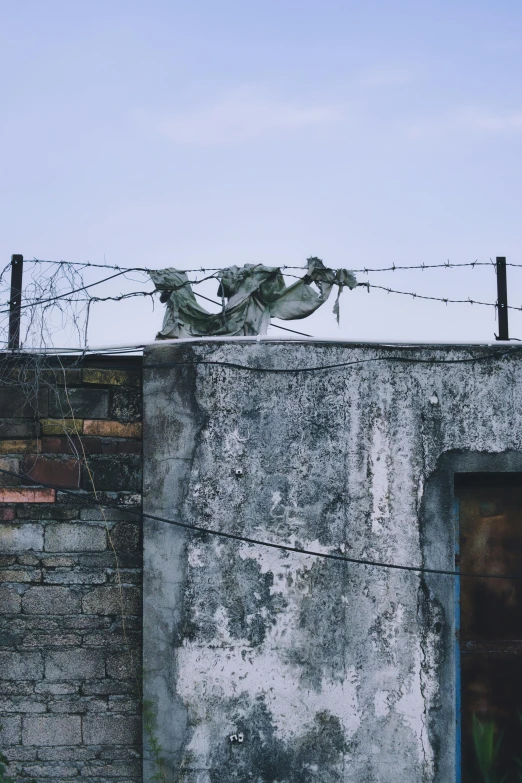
[143, 341, 522, 782]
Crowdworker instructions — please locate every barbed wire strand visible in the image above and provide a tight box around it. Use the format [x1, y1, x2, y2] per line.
[25, 257, 522, 274]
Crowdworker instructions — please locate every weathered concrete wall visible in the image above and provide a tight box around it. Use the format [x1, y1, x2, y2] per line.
[143, 340, 522, 783]
[0, 358, 143, 782]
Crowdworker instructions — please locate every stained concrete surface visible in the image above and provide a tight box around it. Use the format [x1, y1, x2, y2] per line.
[143, 340, 522, 782]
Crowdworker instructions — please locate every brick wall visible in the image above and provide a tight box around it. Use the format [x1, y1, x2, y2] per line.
[0, 357, 143, 782]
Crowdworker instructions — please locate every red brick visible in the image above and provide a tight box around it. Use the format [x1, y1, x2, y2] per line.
[83, 420, 142, 438]
[40, 436, 105, 455]
[22, 456, 81, 489]
[0, 508, 15, 520]
[0, 487, 55, 503]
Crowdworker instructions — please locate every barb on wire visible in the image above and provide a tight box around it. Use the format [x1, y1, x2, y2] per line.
[365, 283, 522, 311]
[27, 257, 522, 274]
[5, 255, 522, 353]
[0, 260, 155, 352]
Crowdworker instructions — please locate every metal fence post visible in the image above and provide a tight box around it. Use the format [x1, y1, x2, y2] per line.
[8, 254, 23, 351]
[495, 256, 509, 341]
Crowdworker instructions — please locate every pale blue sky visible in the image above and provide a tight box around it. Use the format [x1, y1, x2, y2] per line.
[2, 1, 522, 346]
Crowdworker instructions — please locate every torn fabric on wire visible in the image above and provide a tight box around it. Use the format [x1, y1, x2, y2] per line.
[149, 257, 357, 339]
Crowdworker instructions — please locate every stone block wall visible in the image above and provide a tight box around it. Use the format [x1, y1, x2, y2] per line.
[0, 357, 143, 783]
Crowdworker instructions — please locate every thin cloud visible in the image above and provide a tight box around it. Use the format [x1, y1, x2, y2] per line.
[407, 106, 522, 138]
[154, 88, 341, 145]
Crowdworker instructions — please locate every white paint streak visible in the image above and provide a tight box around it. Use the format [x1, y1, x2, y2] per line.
[369, 413, 391, 535]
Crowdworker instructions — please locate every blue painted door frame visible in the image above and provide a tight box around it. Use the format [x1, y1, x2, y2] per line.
[454, 498, 461, 783]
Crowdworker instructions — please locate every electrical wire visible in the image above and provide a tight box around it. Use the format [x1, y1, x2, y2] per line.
[143, 347, 519, 375]
[0, 464, 520, 580]
[191, 290, 313, 338]
[47, 288, 314, 338]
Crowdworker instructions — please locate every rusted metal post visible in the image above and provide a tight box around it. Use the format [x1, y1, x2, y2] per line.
[8, 254, 23, 351]
[496, 256, 509, 341]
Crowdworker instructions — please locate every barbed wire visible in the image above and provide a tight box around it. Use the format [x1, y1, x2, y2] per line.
[3, 276, 516, 317]
[363, 283, 522, 311]
[2, 255, 520, 352]
[24, 256, 522, 274]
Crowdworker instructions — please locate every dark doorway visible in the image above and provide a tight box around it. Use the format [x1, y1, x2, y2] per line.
[456, 474, 522, 781]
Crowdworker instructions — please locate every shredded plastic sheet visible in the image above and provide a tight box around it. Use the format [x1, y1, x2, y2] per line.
[150, 257, 357, 339]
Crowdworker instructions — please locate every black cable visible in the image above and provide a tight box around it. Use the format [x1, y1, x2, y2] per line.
[144, 348, 519, 375]
[192, 291, 313, 338]
[0, 464, 520, 580]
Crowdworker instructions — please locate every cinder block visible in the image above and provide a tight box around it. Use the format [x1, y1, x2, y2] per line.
[83, 368, 140, 387]
[81, 455, 142, 492]
[0, 584, 21, 612]
[45, 523, 106, 552]
[23, 631, 80, 648]
[109, 387, 142, 422]
[22, 586, 81, 614]
[80, 507, 133, 521]
[0, 419, 38, 438]
[45, 649, 105, 681]
[0, 567, 38, 583]
[0, 487, 55, 503]
[40, 419, 82, 436]
[0, 389, 48, 418]
[83, 420, 142, 438]
[80, 760, 141, 776]
[22, 715, 81, 746]
[0, 508, 15, 521]
[109, 523, 140, 552]
[0, 440, 40, 455]
[0, 698, 46, 713]
[82, 585, 140, 616]
[82, 680, 135, 695]
[2, 682, 34, 696]
[16, 505, 78, 520]
[0, 651, 42, 680]
[17, 554, 39, 565]
[40, 367, 82, 385]
[0, 524, 43, 552]
[106, 650, 140, 680]
[34, 682, 78, 695]
[49, 388, 109, 419]
[40, 554, 76, 567]
[22, 455, 81, 489]
[101, 439, 142, 454]
[43, 570, 107, 585]
[82, 714, 140, 745]
[20, 764, 79, 778]
[0, 457, 20, 487]
[0, 715, 21, 745]
[37, 746, 97, 760]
